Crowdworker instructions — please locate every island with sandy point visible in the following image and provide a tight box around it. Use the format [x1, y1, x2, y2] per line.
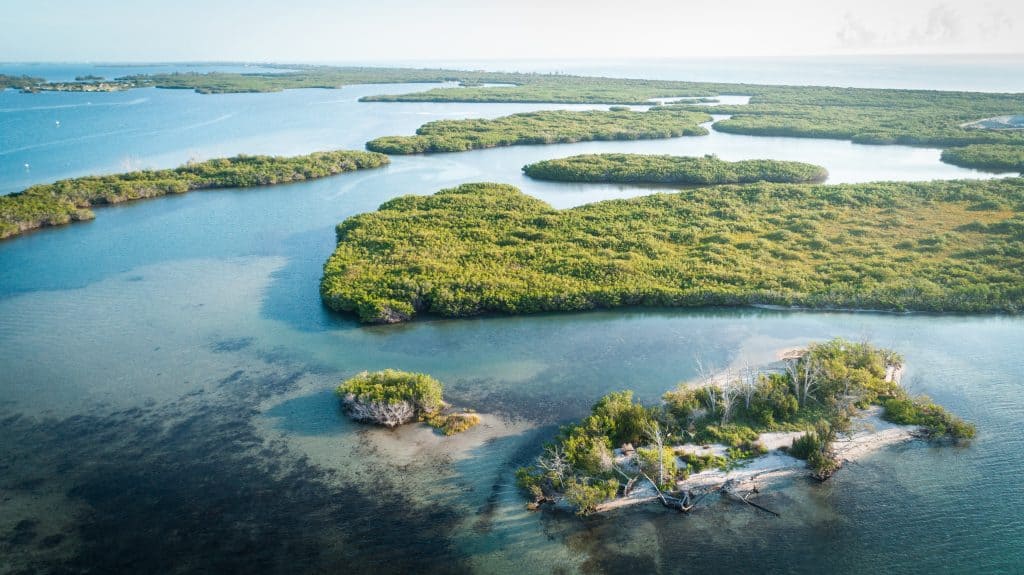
[515, 338, 974, 516]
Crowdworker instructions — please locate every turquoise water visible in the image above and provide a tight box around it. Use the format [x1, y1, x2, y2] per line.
[0, 61, 1023, 573]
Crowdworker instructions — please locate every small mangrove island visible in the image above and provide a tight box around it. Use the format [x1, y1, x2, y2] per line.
[0, 150, 388, 239]
[337, 369, 480, 435]
[320, 179, 1024, 323]
[364, 108, 712, 154]
[523, 154, 828, 185]
[516, 339, 974, 516]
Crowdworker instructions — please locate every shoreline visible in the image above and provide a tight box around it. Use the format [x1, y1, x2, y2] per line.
[596, 406, 918, 514]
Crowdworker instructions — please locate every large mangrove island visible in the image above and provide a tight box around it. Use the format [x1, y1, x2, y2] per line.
[320, 180, 1024, 323]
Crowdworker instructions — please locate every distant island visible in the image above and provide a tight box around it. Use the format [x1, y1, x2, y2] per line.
[0, 150, 388, 240]
[516, 339, 973, 515]
[1, 74, 46, 91]
[362, 71, 1024, 174]
[337, 369, 480, 435]
[320, 179, 1024, 323]
[365, 108, 711, 154]
[8, 65, 1022, 173]
[523, 154, 828, 185]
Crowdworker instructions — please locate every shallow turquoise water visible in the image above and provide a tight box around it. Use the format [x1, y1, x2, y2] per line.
[0, 62, 1022, 573]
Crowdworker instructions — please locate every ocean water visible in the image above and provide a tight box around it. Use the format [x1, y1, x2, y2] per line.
[390, 55, 1024, 92]
[0, 62, 294, 82]
[0, 60, 1022, 573]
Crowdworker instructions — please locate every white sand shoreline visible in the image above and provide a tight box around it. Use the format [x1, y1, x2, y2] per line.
[595, 406, 918, 514]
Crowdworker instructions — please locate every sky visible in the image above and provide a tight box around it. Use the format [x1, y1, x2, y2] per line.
[1, 0, 1021, 62]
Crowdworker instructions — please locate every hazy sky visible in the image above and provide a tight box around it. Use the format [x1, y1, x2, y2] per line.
[2, 0, 1021, 62]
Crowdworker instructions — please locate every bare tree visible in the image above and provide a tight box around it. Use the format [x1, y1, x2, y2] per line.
[644, 421, 668, 487]
[738, 363, 758, 410]
[536, 445, 570, 487]
[785, 351, 823, 407]
[693, 355, 720, 416]
[719, 377, 739, 425]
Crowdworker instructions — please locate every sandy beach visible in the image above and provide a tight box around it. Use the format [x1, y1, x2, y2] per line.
[597, 406, 918, 513]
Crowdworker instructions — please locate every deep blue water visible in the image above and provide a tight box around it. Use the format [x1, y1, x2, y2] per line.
[0, 60, 1022, 574]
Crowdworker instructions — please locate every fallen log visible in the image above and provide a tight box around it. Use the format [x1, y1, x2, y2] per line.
[739, 494, 781, 517]
[721, 479, 781, 517]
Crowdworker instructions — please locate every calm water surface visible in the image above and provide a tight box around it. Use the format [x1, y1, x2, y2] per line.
[0, 63, 1022, 574]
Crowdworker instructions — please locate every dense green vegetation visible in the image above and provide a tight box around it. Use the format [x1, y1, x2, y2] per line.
[517, 339, 972, 514]
[320, 180, 1024, 324]
[337, 369, 444, 413]
[941, 145, 1024, 173]
[882, 396, 976, 439]
[337, 369, 481, 433]
[708, 101, 1024, 149]
[523, 153, 828, 184]
[365, 108, 711, 154]
[337, 369, 444, 428]
[787, 420, 839, 479]
[0, 150, 388, 240]
[515, 391, 644, 514]
[693, 88, 1024, 173]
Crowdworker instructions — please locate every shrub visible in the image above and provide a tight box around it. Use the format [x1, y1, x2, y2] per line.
[678, 452, 728, 473]
[746, 373, 799, 427]
[696, 424, 759, 448]
[663, 385, 702, 423]
[440, 412, 481, 435]
[564, 478, 619, 516]
[788, 420, 840, 478]
[425, 411, 481, 435]
[582, 391, 655, 447]
[637, 446, 678, 489]
[883, 396, 977, 440]
[561, 431, 615, 477]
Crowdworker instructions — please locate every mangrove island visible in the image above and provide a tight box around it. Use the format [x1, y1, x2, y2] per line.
[364, 108, 711, 154]
[320, 179, 1024, 323]
[516, 339, 974, 516]
[337, 369, 480, 435]
[0, 150, 389, 239]
[523, 153, 828, 185]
